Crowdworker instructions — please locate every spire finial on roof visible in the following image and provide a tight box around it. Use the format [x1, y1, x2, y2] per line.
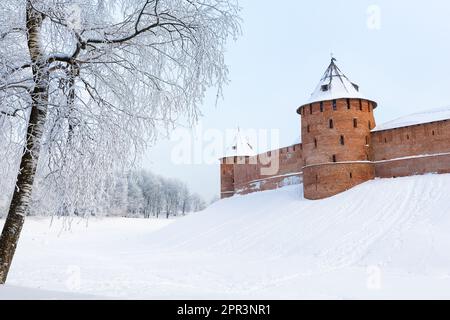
[330, 52, 336, 63]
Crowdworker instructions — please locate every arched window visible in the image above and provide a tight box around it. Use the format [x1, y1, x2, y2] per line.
[309, 104, 313, 114]
[350, 172, 353, 179]
[340, 135, 345, 145]
[353, 118, 358, 128]
[314, 138, 318, 148]
[307, 125, 310, 133]
[347, 98, 351, 109]
[359, 99, 363, 111]
[365, 136, 369, 145]
[320, 101, 324, 112]
[329, 119, 334, 129]
[332, 155, 337, 163]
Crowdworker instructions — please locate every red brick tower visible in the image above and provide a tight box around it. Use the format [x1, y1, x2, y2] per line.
[297, 58, 378, 200]
[220, 129, 256, 199]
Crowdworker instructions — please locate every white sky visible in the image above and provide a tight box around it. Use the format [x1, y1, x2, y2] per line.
[143, 0, 450, 201]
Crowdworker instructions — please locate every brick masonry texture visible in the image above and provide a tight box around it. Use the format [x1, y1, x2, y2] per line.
[220, 144, 303, 198]
[220, 99, 450, 200]
[303, 162, 375, 200]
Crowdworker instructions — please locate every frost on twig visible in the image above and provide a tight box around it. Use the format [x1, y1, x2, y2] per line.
[0, 0, 241, 217]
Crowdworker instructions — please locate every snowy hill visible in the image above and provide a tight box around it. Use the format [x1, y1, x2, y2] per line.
[1, 174, 450, 299]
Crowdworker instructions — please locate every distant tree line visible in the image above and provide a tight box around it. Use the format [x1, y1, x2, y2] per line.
[0, 170, 207, 219]
[110, 170, 207, 219]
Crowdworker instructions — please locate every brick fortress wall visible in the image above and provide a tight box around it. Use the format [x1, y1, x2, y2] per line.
[220, 111, 450, 199]
[371, 119, 450, 178]
[220, 143, 303, 198]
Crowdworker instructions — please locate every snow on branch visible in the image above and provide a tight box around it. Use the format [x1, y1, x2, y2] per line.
[0, 0, 241, 217]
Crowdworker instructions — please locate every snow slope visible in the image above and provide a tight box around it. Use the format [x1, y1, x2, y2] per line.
[1, 174, 450, 299]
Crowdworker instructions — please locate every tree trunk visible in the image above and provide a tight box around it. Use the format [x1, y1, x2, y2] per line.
[0, 2, 48, 284]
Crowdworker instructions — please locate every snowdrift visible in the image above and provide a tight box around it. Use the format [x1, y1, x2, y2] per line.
[2, 174, 450, 299]
[149, 174, 450, 273]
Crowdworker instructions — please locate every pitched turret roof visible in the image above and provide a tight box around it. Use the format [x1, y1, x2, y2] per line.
[299, 58, 377, 111]
[223, 128, 256, 158]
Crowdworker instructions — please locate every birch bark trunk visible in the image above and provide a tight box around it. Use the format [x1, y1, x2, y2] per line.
[0, 1, 49, 284]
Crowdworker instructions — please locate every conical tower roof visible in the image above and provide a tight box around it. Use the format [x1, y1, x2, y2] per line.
[298, 58, 377, 112]
[223, 128, 256, 158]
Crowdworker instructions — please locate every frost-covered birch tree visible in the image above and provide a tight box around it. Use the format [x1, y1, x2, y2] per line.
[0, 0, 240, 283]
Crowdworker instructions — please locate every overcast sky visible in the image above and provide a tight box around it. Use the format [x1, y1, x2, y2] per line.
[143, 0, 450, 201]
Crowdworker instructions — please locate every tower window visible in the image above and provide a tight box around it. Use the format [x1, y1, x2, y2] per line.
[353, 118, 358, 128]
[314, 138, 318, 148]
[359, 99, 363, 111]
[307, 125, 310, 133]
[365, 136, 369, 145]
[309, 104, 313, 114]
[347, 98, 351, 109]
[329, 119, 334, 129]
[332, 155, 337, 163]
[368, 120, 372, 130]
[432, 130, 435, 136]
[406, 134, 410, 140]
[321, 84, 329, 92]
[384, 138, 387, 143]
[340, 135, 345, 145]
[320, 101, 324, 112]
[332, 100, 337, 111]
[350, 172, 353, 179]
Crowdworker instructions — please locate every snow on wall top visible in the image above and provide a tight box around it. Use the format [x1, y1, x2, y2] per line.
[300, 58, 377, 109]
[373, 106, 450, 132]
[223, 128, 256, 158]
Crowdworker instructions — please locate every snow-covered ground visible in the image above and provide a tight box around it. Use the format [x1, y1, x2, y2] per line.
[1, 174, 450, 299]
